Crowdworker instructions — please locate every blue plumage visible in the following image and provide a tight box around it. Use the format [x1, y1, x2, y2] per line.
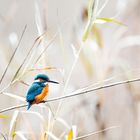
[26, 82, 46, 110]
[26, 82, 45, 102]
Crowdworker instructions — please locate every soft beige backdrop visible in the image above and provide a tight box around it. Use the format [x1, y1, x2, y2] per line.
[0, 0, 140, 140]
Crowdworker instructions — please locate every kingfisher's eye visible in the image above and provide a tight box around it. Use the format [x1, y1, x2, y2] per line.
[39, 79, 44, 81]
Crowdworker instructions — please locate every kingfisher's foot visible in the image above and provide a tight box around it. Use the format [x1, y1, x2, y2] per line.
[40, 100, 45, 103]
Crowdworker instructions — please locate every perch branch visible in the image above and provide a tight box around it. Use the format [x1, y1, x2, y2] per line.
[0, 77, 140, 113]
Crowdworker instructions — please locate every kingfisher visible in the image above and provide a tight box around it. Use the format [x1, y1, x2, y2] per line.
[26, 73, 59, 110]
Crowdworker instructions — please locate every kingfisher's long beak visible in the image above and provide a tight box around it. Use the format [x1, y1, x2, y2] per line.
[48, 80, 59, 84]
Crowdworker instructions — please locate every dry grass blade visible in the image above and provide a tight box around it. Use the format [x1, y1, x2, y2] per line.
[96, 0, 109, 16]
[14, 131, 27, 140]
[18, 80, 30, 86]
[83, 0, 98, 41]
[80, 51, 93, 76]
[2, 92, 26, 102]
[76, 126, 120, 139]
[35, 1, 44, 36]
[45, 132, 60, 140]
[56, 118, 70, 129]
[27, 67, 57, 72]
[0, 132, 6, 140]
[0, 25, 27, 84]
[46, 108, 52, 140]
[71, 44, 78, 58]
[21, 111, 45, 122]
[117, 35, 140, 49]
[55, 44, 83, 117]
[0, 77, 140, 113]
[11, 32, 46, 82]
[9, 110, 19, 139]
[92, 25, 103, 48]
[88, 0, 98, 20]
[34, 32, 58, 65]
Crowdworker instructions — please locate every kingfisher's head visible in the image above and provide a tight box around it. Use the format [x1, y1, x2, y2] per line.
[34, 74, 59, 84]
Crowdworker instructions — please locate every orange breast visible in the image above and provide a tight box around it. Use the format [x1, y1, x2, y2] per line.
[35, 84, 49, 104]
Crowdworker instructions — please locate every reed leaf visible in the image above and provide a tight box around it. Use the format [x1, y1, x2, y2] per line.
[96, 17, 126, 25]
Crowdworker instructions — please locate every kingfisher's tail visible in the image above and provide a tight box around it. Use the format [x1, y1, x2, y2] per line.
[27, 102, 31, 110]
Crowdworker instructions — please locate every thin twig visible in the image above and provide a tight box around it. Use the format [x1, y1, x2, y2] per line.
[76, 126, 120, 139]
[0, 77, 140, 113]
[18, 80, 30, 86]
[0, 25, 27, 84]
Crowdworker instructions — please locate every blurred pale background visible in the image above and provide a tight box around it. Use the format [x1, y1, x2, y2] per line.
[0, 0, 140, 140]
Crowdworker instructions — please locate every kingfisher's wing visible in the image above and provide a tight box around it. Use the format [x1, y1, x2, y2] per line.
[26, 83, 44, 102]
